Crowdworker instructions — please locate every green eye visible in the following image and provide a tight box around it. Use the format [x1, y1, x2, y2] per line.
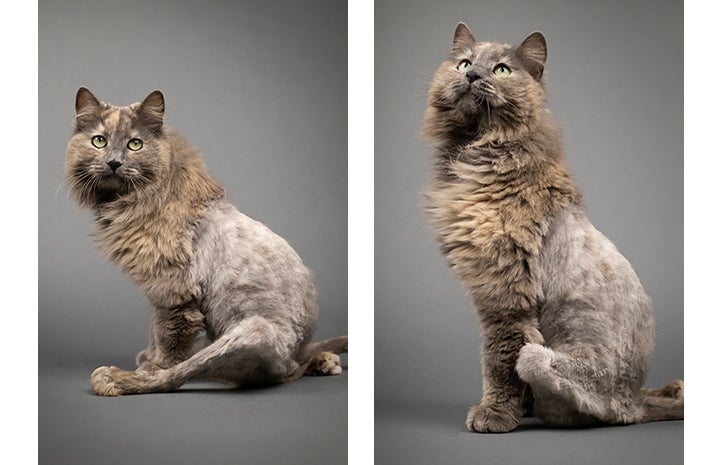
[127, 138, 143, 151]
[91, 135, 107, 148]
[494, 64, 511, 76]
[457, 59, 472, 71]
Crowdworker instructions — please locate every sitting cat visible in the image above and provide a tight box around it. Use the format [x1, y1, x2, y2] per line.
[65, 87, 347, 396]
[422, 24, 682, 432]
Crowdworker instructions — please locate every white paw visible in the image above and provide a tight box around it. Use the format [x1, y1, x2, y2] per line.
[306, 352, 343, 376]
[516, 343, 554, 383]
[91, 366, 126, 396]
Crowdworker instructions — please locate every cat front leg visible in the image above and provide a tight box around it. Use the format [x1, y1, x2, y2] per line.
[466, 320, 537, 433]
[135, 304, 206, 372]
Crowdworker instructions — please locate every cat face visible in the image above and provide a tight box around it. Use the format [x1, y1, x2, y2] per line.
[65, 88, 170, 205]
[423, 24, 548, 142]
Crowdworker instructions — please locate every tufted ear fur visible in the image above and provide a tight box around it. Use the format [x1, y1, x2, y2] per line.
[74, 87, 102, 132]
[517, 32, 547, 80]
[451, 22, 476, 55]
[137, 90, 165, 134]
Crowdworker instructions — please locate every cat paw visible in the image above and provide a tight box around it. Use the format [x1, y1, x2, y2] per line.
[665, 380, 684, 399]
[91, 366, 134, 396]
[466, 404, 520, 433]
[515, 343, 554, 383]
[305, 351, 342, 376]
[666, 379, 683, 399]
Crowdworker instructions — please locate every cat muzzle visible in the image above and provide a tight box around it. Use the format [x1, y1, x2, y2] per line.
[107, 159, 122, 172]
[466, 69, 481, 83]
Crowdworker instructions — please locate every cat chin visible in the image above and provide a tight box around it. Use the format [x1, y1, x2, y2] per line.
[97, 174, 127, 189]
[470, 92, 505, 110]
[92, 176, 132, 199]
[454, 96, 481, 118]
[453, 93, 502, 116]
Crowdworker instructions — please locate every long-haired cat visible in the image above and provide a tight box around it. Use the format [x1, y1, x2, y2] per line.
[65, 87, 347, 396]
[423, 24, 682, 432]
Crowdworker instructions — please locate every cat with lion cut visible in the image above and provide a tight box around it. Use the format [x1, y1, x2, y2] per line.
[65, 87, 347, 396]
[422, 23, 683, 432]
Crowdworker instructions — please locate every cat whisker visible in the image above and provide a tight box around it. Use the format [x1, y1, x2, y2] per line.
[64, 172, 92, 201]
[503, 99, 519, 110]
[82, 176, 99, 202]
[54, 178, 70, 203]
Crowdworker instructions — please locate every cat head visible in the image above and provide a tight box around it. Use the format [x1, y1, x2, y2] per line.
[65, 87, 171, 206]
[422, 24, 548, 144]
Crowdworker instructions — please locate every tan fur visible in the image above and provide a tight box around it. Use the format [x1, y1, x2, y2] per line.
[89, 131, 225, 308]
[426, 144, 581, 313]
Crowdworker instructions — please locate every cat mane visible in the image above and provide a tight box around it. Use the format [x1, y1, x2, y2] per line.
[91, 129, 225, 309]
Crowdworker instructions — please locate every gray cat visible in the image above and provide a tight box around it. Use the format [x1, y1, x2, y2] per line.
[422, 24, 682, 432]
[65, 87, 347, 395]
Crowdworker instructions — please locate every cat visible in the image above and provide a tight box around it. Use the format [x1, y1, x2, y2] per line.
[65, 87, 347, 396]
[422, 23, 683, 432]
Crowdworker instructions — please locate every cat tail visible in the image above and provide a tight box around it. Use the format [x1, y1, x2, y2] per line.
[298, 335, 348, 377]
[639, 380, 684, 423]
[305, 335, 348, 356]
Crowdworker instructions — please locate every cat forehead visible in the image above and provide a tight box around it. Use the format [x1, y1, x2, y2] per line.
[454, 41, 513, 61]
[99, 100, 141, 112]
[102, 105, 132, 123]
[84, 104, 139, 135]
[475, 42, 513, 61]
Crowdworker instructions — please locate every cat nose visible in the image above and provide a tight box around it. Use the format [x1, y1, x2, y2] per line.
[107, 159, 122, 172]
[466, 69, 481, 83]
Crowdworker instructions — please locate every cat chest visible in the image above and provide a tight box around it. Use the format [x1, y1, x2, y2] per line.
[94, 215, 197, 306]
[430, 184, 546, 309]
[434, 188, 543, 258]
[98, 218, 186, 261]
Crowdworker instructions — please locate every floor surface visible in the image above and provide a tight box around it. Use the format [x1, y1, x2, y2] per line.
[39, 364, 348, 465]
[375, 399, 683, 465]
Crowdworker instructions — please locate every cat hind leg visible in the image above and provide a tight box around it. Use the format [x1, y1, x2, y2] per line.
[91, 316, 294, 396]
[515, 343, 639, 426]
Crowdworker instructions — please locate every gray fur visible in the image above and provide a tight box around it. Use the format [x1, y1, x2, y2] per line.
[184, 200, 318, 383]
[517, 205, 655, 425]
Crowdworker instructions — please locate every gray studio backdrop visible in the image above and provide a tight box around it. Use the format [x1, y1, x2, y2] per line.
[39, 2, 348, 463]
[375, 0, 683, 406]
[39, 0, 347, 368]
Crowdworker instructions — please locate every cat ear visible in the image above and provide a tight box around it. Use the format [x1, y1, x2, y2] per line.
[74, 87, 102, 131]
[517, 32, 547, 80]
[137, 90, 165, 134]
[75, 87, 100, 114]
[452, 22, 476, 55]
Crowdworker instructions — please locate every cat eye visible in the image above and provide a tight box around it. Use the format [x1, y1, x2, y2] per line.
[127, 138, 143, 151]
[493, 64, 512, 76]
[457, 59, 472, 71]
[91, 135, 107, 149]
